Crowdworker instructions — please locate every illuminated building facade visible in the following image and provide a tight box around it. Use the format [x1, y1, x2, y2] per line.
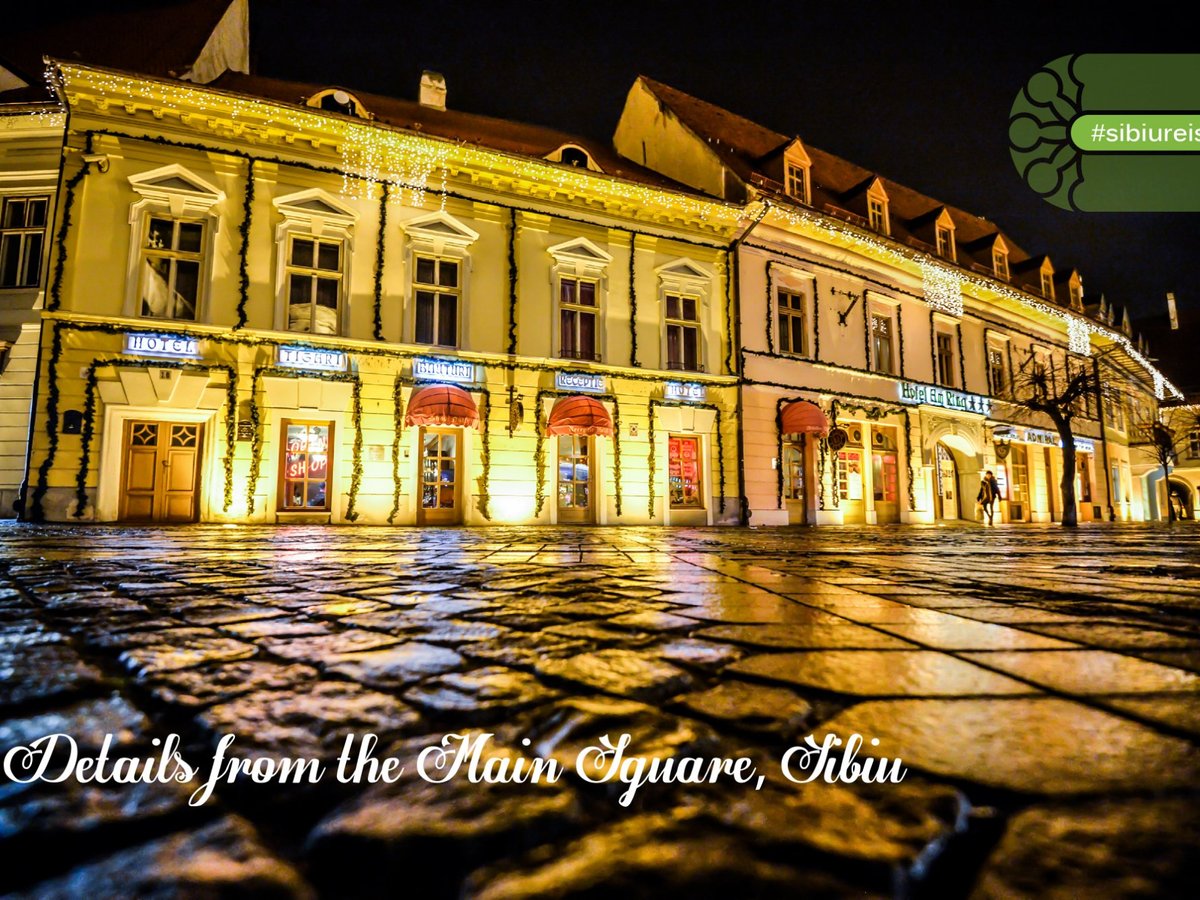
[19, 63, 741, 526]
[615, 77, 1179, 525]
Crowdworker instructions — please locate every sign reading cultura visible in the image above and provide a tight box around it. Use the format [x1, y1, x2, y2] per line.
[277, 346, 347, 372]
[554, 371, 605, 393]
[123, 332, 200, 359]
[665, 382, 707, 402]
[413, 357, 475, 383]
[897, 382, 991, 416]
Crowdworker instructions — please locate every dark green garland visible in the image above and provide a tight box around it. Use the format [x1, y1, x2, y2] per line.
[774, 399, 785, 509]
[506, 208, 518, 355]
[246, 365, 363, 519]
[646, 407, 656, 518]
[372, 182, 390, 341]
[722, 249, 734, 375]
[812, 276, 821, 361]
[48, 135, 96, 313]
[765, 260, 775, 355]
[957, 322, 967, 392]
[72, 358, 238, 517]
[476, 386, 492, 520]
[532, 389, 622, 518]
[388, 375, 406, 523]
[647, 398, 727, 515]
[234, 159, 254, 330]
[862, 296, 872, 370]
[742, 348, 977, 394]
[929, 311, 938, 383]
[628, 243, 639, 367]
[28, 323, 63, 522]
[817, 435, 827, 510]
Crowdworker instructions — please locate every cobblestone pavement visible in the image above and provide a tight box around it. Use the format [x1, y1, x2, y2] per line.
[2, 522, 1199, 898]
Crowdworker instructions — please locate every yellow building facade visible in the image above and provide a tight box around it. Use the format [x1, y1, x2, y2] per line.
[25, 64, 743, 526]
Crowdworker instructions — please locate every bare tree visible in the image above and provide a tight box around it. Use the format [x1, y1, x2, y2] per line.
[1012, 359, 1097, 527]
[1132, 409, 1195, 522]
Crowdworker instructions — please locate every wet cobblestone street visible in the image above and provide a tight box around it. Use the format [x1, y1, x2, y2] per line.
[2, 522, 1199, 898]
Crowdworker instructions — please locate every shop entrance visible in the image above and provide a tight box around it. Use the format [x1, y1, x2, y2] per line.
[783, 437, 807, 525]
[418, 427, 462, 525]
[934, 442, 959, 520]
[871, 427, 900, 524]
[119, 420, 203, 522]
[557, 434, 594, 524]
[1008, 444, 1030, 521]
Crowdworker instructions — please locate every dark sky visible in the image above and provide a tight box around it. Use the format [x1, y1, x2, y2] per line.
[14, 1, 1200, 327]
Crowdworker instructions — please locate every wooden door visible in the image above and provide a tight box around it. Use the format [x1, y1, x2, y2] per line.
[784, 438, 807, 524]
[418, 427, 462, 525]
[120, 421, 202, 522]
[556, 434, 594, 524]
[934, 442, 959, 520]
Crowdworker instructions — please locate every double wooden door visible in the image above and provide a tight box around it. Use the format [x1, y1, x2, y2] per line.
[120, 420, 203, 522]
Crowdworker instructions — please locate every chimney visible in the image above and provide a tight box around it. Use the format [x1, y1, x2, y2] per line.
[419, 71, 446, 110]
[1167, 291, 1179, 330]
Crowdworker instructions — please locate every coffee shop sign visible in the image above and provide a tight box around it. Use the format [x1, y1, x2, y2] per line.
[898, 382, 991, 416]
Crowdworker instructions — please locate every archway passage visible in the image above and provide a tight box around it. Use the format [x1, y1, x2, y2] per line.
[1168, 480, 1193, 520]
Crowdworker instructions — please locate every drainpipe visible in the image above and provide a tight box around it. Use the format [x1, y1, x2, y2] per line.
[1093, 354, 1116, 521]
[728, 197, 770, 526]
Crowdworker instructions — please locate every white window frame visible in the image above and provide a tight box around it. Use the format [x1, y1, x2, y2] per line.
[866, 179, 890, 235]
[124, 164, 225, 323]
[401, 211, 480, 350]
[785, 162, 810, 204]
[992, 243, 1009, 281]
[935, 227, 955, 262]
[548, 237, 612, 363]
[867, 294, 900, 376]
[986, 336, 1011, 397]
[934, 319, 957, 388]
[1041, 269, 1055, 301]
[272, 188, 358, 337]
[0, 194, 51, 290]
[656, 259, 712, 374]
[774, 269, 815, 357]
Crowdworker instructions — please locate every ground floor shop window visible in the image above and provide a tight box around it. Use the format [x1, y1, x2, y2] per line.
[280, 420, 333, 511]
[837, 449, 864, 501]
[669, 435, 703, 508]
[871, 428, 899, 504]
[784, 439, 805, 501]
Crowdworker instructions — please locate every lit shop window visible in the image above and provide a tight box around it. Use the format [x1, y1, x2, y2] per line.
[414, 256, 460, 347]
[837, 449, 864, 501]
[0, 196, 49, 288]
[286, 236, 343, 335]
[871, 427, 899, 503]
[139, 216, 204, 321]
[668, 435, 703, 508]
[280, 421, 333, 511]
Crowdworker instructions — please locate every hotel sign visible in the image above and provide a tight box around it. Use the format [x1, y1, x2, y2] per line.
[898, 382, 991, 416]
[413, 357, 475, 384]
[665, 382, 707, 403]
[123, 332, 200, 359]
[277, 346, 347, 372]
[555, 371, 605, 393]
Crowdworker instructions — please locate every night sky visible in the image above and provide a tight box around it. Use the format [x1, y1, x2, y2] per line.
[14, 2, 1200, 328]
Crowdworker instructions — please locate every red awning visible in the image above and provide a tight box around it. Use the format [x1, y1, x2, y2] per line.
[781, 400, 828, 436]
[405, 385, 479, 428]
[546, 395, 614, 437]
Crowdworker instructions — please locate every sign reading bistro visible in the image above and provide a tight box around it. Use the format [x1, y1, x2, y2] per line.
[897, 381, 991, 416]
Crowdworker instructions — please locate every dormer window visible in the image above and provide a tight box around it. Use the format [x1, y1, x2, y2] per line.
[1069, 273, 1084, 310]
[785, 162, 810, 204]
[544, 143, 603, 172]
[305, 88, 370, 119]
[992, 245, 1009, 280]
[865, 179, 890, 235]
[1039, 262, 1055, 301]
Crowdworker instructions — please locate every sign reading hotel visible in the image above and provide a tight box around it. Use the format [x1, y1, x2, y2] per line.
[898, 382, 991, 416]
[555, 371, 605, 393]
[665, 382, 707, 403]
[413, 357, 475, 384]
[123, 332, 200, 359]
[277, 346, 347, 372]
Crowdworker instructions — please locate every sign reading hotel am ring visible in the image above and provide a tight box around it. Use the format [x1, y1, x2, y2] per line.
[413, 357, 476, 384]
[277, 345, 347, 372]
[122, 332, 200, 359]
[664, 382, 707, 402]
[554, 371, 605, 393]
[897, 381, 991, 416]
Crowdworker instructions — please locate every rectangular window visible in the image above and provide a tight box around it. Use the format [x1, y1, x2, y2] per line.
[559, 277, 598, 361]
[286, 236, 343, 335]
[665, 293, 701, 371]
[993, 250, 1009, 280]
[280, 420, 333, 511]
[0, 196, 49, 288]
[785, 163, 808, 203]
[1111, 464, 1122, 504]
[777, 289, 807, 356]
[668, 435, 703, 508]
[987, 345, 1008, 396]
[837, 449, 864, 501]
[868, 198, 888, 233]
[414, 256, 460, 347]
[1189, 430, 1200, 459]
[871, 313, 895, 375]
[139, 216, 204, 320]
[1070, 285, 1083, 308]
[1041, 272, 1055, 300]
[936, 226, 955, 261]
[936, 331, 956, 387]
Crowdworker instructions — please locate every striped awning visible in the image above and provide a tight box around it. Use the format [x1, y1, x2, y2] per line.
[781, 400, 828, 436]
[404, 385, 479, 428]
[546, 395, 614, 437]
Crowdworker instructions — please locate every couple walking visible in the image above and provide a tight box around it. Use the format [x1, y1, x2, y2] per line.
[977, 470, 1000, 525]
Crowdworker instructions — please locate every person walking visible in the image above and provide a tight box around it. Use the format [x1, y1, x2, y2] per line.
[977, 470, 1000, 525]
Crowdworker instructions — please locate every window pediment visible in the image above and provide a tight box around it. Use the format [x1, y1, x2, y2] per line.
[548, 237, 612, 276]
[656, 258, 710, 283]
[401, 211, 480, 251]
[128, 164, 225, 220]
[273, 188, 357, 239]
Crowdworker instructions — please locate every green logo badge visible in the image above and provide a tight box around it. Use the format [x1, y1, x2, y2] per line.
[1010, 54, 1200, 211]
